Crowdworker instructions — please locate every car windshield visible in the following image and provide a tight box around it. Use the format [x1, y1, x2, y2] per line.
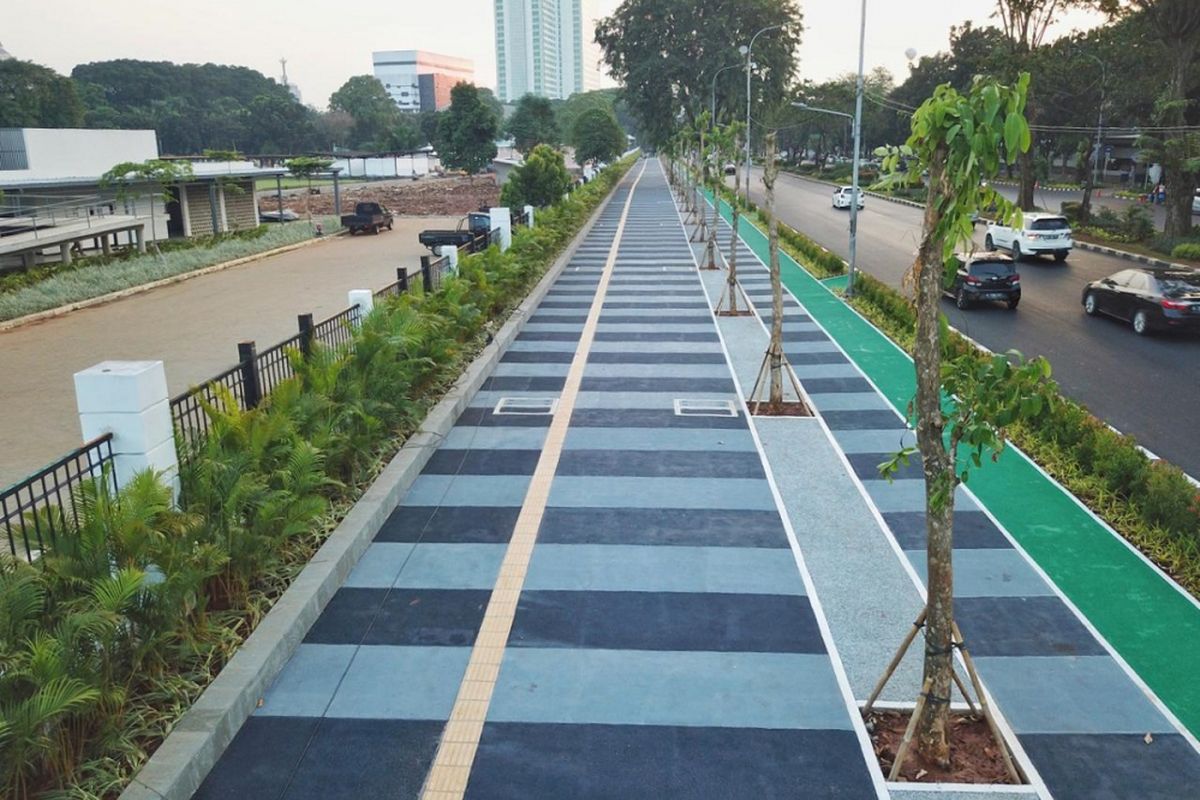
[1030, 217, 1069, 231]
[969, 259, 1015, 277]
[1158, 273, 1200, 297]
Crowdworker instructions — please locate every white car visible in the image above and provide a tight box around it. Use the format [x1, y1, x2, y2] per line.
[985, 212, 1073, 262]
[832, 186, 864, 210]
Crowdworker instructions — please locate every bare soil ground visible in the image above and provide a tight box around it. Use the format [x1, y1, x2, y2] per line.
[866, 709, 1021, 784]
[259, 176, 500, 218]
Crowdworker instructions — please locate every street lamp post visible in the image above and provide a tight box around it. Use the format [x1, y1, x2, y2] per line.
[1082, 54, 1107, 187]
[741, 24, 783, 204]
[792, 102, 860, 293]
[711, 64, 742, 127]
[847, 0, 867, 297]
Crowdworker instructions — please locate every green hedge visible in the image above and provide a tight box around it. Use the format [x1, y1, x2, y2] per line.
[0, 154, 638, 799]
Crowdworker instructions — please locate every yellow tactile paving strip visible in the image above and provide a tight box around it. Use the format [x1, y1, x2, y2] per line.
[421, 161, 648, 799]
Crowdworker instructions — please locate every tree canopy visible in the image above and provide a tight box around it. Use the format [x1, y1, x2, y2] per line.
[596, 0, 803, 146]
[506, 94, 560, 153]
[436, 83, 499, 174]
[572, 107, 626, 164]
[71, 59, 319, 154]
[329, 75, 415, 151]
[0, 60, 84, 128]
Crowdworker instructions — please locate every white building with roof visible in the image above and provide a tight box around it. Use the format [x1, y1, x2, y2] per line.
[0, 128, 288, 267]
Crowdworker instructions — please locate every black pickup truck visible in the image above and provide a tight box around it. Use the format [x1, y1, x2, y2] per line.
[340, 202, 394, 235]
[418, 212, 491, 252]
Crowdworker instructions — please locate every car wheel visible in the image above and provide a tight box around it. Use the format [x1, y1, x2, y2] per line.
[1054, 251, 1067, 262]
[1011, 241, 1023, 261]
[371, 225, 380, 235]
[1007, 297, 1019, 311]
[985, 234, 995, 251]
[1132, 309, 1150, 335]
[387, 221, 394, 231]
[956, 288, 970, 310]
[1084, 293, 1099, 316]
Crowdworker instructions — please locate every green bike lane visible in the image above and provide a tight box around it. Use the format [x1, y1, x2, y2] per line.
[708, 192, 1200, 738]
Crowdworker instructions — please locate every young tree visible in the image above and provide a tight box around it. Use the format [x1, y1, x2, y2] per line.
[506, 94, 560, 154]
[285, 156, 334, 225]
[874, 74, 1056, 766]
[500, 144, 573, 209]
[437, 83, 500, 175]
[715, 122, 751, 314]
[100, 159, 194, 249]
[572, 107, 626, 165]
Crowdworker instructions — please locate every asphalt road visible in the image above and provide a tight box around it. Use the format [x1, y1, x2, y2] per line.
[0, 216, 454, 487]
[736, 168, 1200, 477]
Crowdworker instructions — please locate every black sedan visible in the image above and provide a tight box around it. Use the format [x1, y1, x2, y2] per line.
[1082, 267, 1200, 335]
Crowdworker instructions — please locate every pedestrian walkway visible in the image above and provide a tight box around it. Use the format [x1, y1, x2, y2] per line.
[700, 195, 1200, 799]
[193, 161, 884, 799]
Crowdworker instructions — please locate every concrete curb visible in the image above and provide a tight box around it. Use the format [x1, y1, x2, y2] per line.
[1074, 239, 1192, 271]
[117, 184, 621, 800]
[0, 229, 344, 334]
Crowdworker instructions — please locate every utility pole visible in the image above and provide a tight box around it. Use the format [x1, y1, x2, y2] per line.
[847, 0, 867, 297]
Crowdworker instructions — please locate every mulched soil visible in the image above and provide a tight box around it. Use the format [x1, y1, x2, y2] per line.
[866, 709, 1021, 784]
[259, 175, 500, 218]
[748, 400, 812, 417]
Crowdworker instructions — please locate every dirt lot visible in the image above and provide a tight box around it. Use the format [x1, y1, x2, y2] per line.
[260, 175, 501, 218]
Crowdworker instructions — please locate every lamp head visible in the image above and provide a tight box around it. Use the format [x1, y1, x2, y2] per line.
[904, 47, 918, 61]
[738, 45, 749, 56]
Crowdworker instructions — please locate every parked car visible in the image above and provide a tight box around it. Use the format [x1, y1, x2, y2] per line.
[832, 185, 864, 210]
[945, 253, 1021, 310]
[984, 212, 1073, 262]
[260, 208, 299, 223]
[723, 162, 737, 175]
[340, 202, 394, 235]
[1082, 267, 1200, 335]
[418, 211, 492, 253]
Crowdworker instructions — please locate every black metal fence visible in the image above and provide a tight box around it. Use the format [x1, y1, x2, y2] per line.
[2, 434, 118, 561]
[5, 212, 533, 560]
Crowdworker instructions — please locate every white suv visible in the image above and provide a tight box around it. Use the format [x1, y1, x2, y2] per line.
[985, 213, 1073, 262]
[832, 185, 864, 210]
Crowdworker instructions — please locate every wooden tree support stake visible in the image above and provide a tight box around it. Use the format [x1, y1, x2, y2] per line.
[747, 343, 806, 415]
[715, 278, 756, 316]
[864, 605, 1024, 785]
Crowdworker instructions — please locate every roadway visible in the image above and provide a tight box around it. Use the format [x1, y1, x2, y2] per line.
[0, 216, 453, 487]
[735, 168, 1200, 477]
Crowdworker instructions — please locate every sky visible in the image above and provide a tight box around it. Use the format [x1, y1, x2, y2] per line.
[4, 0, 1106, 109]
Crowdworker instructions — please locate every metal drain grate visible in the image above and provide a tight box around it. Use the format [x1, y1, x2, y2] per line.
[494, 397, 559, 415]
[674, 398, 738, 417]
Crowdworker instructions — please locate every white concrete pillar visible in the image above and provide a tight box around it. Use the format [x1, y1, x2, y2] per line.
[524, 204, 535, 228]
[438, 244, 459, 273]
[488, 206, 512, 251]
[74, 361, 178, 492]
[348, 289, 373, 325]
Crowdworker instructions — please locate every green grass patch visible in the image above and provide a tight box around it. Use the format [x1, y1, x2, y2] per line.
[0, 219, 342, 323]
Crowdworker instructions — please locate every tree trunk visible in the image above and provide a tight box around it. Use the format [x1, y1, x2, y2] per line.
[764, 132, 783, 405]
[728, 134, 742, 313]
[912, 144, 956, 767]
[1018, 146, 1036, 211]
[1162, 42, 1198, 240]
[1079, 177, 1094, 226]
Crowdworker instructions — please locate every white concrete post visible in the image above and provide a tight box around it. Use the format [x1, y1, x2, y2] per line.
[438, 244, 459, 272]
[74, 361, 178, 492]
[348, 289, 373, 325]
[489, 206, 512, 251]
[524, 204, 535, 228]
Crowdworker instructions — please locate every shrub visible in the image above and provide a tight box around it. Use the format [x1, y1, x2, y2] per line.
[1120, 205, 1155, 242]
[1172, 242, 1200, 261]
